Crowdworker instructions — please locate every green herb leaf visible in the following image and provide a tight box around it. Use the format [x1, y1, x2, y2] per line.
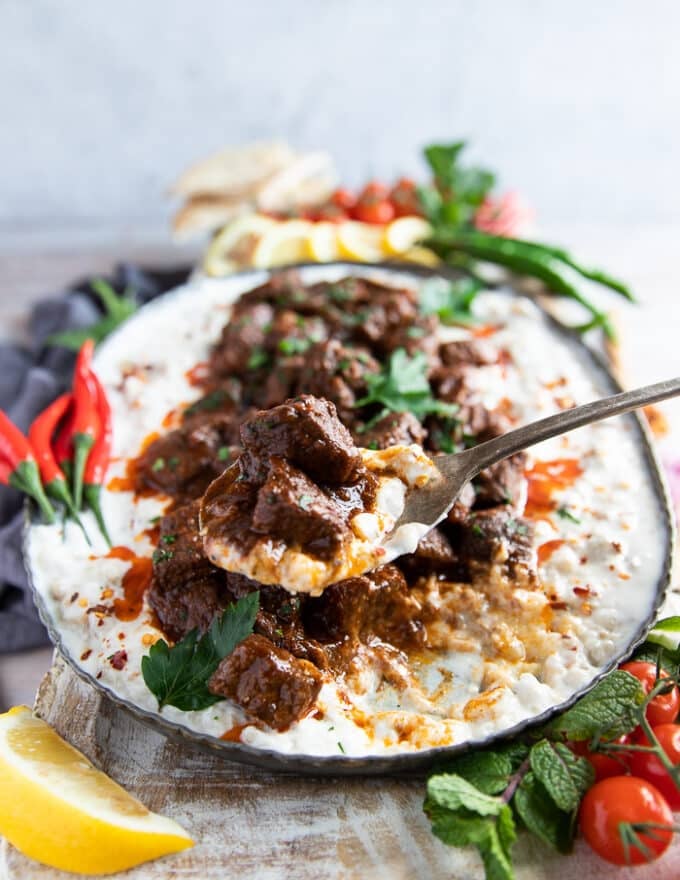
[550, 670, 645, 741]
[355, 348, 458, 422]
[48, 278, 137, 350]
[247, 347, 270, 369]
[556, 506, 580, 524]
[185, 389, 230, 416]
[478, 815, 516, 880]
[427, 773, 505, 817]
[513, 771, 574, 854]
[278, 337, 312, 355]
[419, 277, 482, 325]
[141, 592, 259, 711]
[441, 749, 513, 795]
[529, 739, 594, 812]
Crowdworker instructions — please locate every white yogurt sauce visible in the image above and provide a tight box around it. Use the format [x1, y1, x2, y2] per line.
[26, 265, 668, 757]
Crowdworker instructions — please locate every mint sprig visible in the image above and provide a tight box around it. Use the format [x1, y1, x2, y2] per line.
[141, 592, 259, 711]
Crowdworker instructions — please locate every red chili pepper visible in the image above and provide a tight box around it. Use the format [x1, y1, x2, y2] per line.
[53, 400, 75, 480]
[28, 393, 89, 540]
[83, 371, 112, 546]
[0, 410, 56, 522]
[71, 340, 101, 510]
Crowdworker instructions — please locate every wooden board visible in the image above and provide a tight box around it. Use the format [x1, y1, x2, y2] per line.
[2, 656, 680, 879]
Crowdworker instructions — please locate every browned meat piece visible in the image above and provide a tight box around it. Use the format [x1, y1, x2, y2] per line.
[397, 528, 463, 581]
[147, 501, 233, 641]
[135, 409, 242, 502]
[251, 457, 349, 558]
[209, 302, 275, 377]
[294, 339, 380, 424]
[343, 280, 423, 357]
[240, 395, 362, 485]
[208, 634, 323, 731]
[446, 509, 536, 577]
[304, 564, 424, 651]
[439, 339, 498, 368]
[474, 452, 527, 510]
[359, 411, 426, 450]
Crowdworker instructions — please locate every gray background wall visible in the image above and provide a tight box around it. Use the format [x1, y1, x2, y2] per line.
[2, 0, 679, 240]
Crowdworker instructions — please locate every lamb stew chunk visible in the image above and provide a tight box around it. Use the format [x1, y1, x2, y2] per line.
[137, 272, 536, 732]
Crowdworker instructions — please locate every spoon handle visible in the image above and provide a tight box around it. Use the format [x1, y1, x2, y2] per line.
[446, 376, 680, 478]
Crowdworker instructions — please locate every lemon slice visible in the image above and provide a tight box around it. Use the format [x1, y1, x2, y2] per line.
[306, 221, 341, 262]
[400, 245, 441, 266]
[383, 216, 433, 255]
[0, 706, 193, 875]
[203, 213, 276, 275]
[336, 221, 386, 262]
[251, 219, 313, 268]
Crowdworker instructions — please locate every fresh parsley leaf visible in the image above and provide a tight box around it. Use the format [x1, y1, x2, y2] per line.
[556, 506, 580, 524]
[550, 669, 645, 741]
[418, 277, 482, 325]
[422, 141, 496, 227]
[278, 337, 312, 355]
[427, 773, 505, 817]
[529, 739, 594, 812]
[247, 347, 270, 370]
[141, 592, 259, 711]
[355, 348, 458, 423]
[48, 278, 137, 350]
[513, 771, 574, 854]
[441, 749, 513, 795]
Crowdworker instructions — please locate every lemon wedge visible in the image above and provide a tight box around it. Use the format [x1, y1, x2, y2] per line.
[0, 706, 193, 875]
[203, 213, 276, 275]
[400, 245, 441, 266]
[336, 221, 387, 262]
[383, 216, 433, 255]
[306, 221, 341, 262]
[251, 219, 313, 268]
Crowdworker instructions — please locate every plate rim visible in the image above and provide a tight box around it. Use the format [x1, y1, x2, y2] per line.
[24, 260, 676, 776]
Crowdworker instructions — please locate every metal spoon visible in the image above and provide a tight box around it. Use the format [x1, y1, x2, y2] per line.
[382, 377, 680, 553]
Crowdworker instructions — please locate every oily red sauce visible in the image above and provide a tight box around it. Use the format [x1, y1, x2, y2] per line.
[185, 361, 210, 386]
[220, 724, 248, 742]
[106, 546, 154, 621]
[471, 324, 502, 338]
[108, 432, 161, 496]
[537, 539, 566, 564]
[524, 458, 583, 520]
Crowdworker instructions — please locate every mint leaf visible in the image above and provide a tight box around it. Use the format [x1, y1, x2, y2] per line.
[529, 739, 594, 812]
[478, 818, 515, 880]
[356, 348, 459, 423]
[513, 771, 574, 854]
[419, 277, 482, 325]
[48, 278, 137, 350]
[427, 773, 505, 817]
[427, 802, 494, 847]
[442, 749, 513, 795]
[550, 670, 645, 741]
[141, 592, 259, 711]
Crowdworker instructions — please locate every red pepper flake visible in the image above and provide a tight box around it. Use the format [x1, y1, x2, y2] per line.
[108, 650, 128, 670]
[70, 592, 79, 603]
[80, 649, 92, 661]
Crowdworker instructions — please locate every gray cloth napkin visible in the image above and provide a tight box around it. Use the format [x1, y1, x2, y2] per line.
[0, 264, 189, 652]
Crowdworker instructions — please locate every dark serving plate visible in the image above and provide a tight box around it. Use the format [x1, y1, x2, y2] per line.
[25, 262, 675, 776]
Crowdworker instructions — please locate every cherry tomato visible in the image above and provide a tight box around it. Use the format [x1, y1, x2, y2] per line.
[358, 180, 389, 201]
[620, 661, 680, 726]
[389, 177, 422, 217]
[572, 735, 631, 781]
[630, 724, 680, 810]
[353, 199, 395, 225]
[579, 776, 673, 865]
[309, 203, 349, 223]
[331, 188, 356, 211]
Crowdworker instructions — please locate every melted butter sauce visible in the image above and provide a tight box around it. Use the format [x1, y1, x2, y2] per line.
[103, 546, 154, 622]
[524, 458, 583, 520]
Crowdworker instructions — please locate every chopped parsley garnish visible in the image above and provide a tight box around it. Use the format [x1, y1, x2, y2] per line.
[355, 348, 458, 425]
[247, 347, 270, 370]
[161, 534, 176, 544]
[407, 326, 427, 338]
[298, 494, 315, 511]
[418, 277, 482, 325]
[151, 457, 165, 472]
[167, 456, 180, 471]
[152, 548, 174, 564]
[141, 593, 259, 711]
[278, 337, 312, 355]
[185, 389, 229, 415]
[218, 446, 231, 462]
[366, 440, 379, 450]
[337, 741, 346, 754]
[471, 524, 484, 537]
[557, 506, 581, 524]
